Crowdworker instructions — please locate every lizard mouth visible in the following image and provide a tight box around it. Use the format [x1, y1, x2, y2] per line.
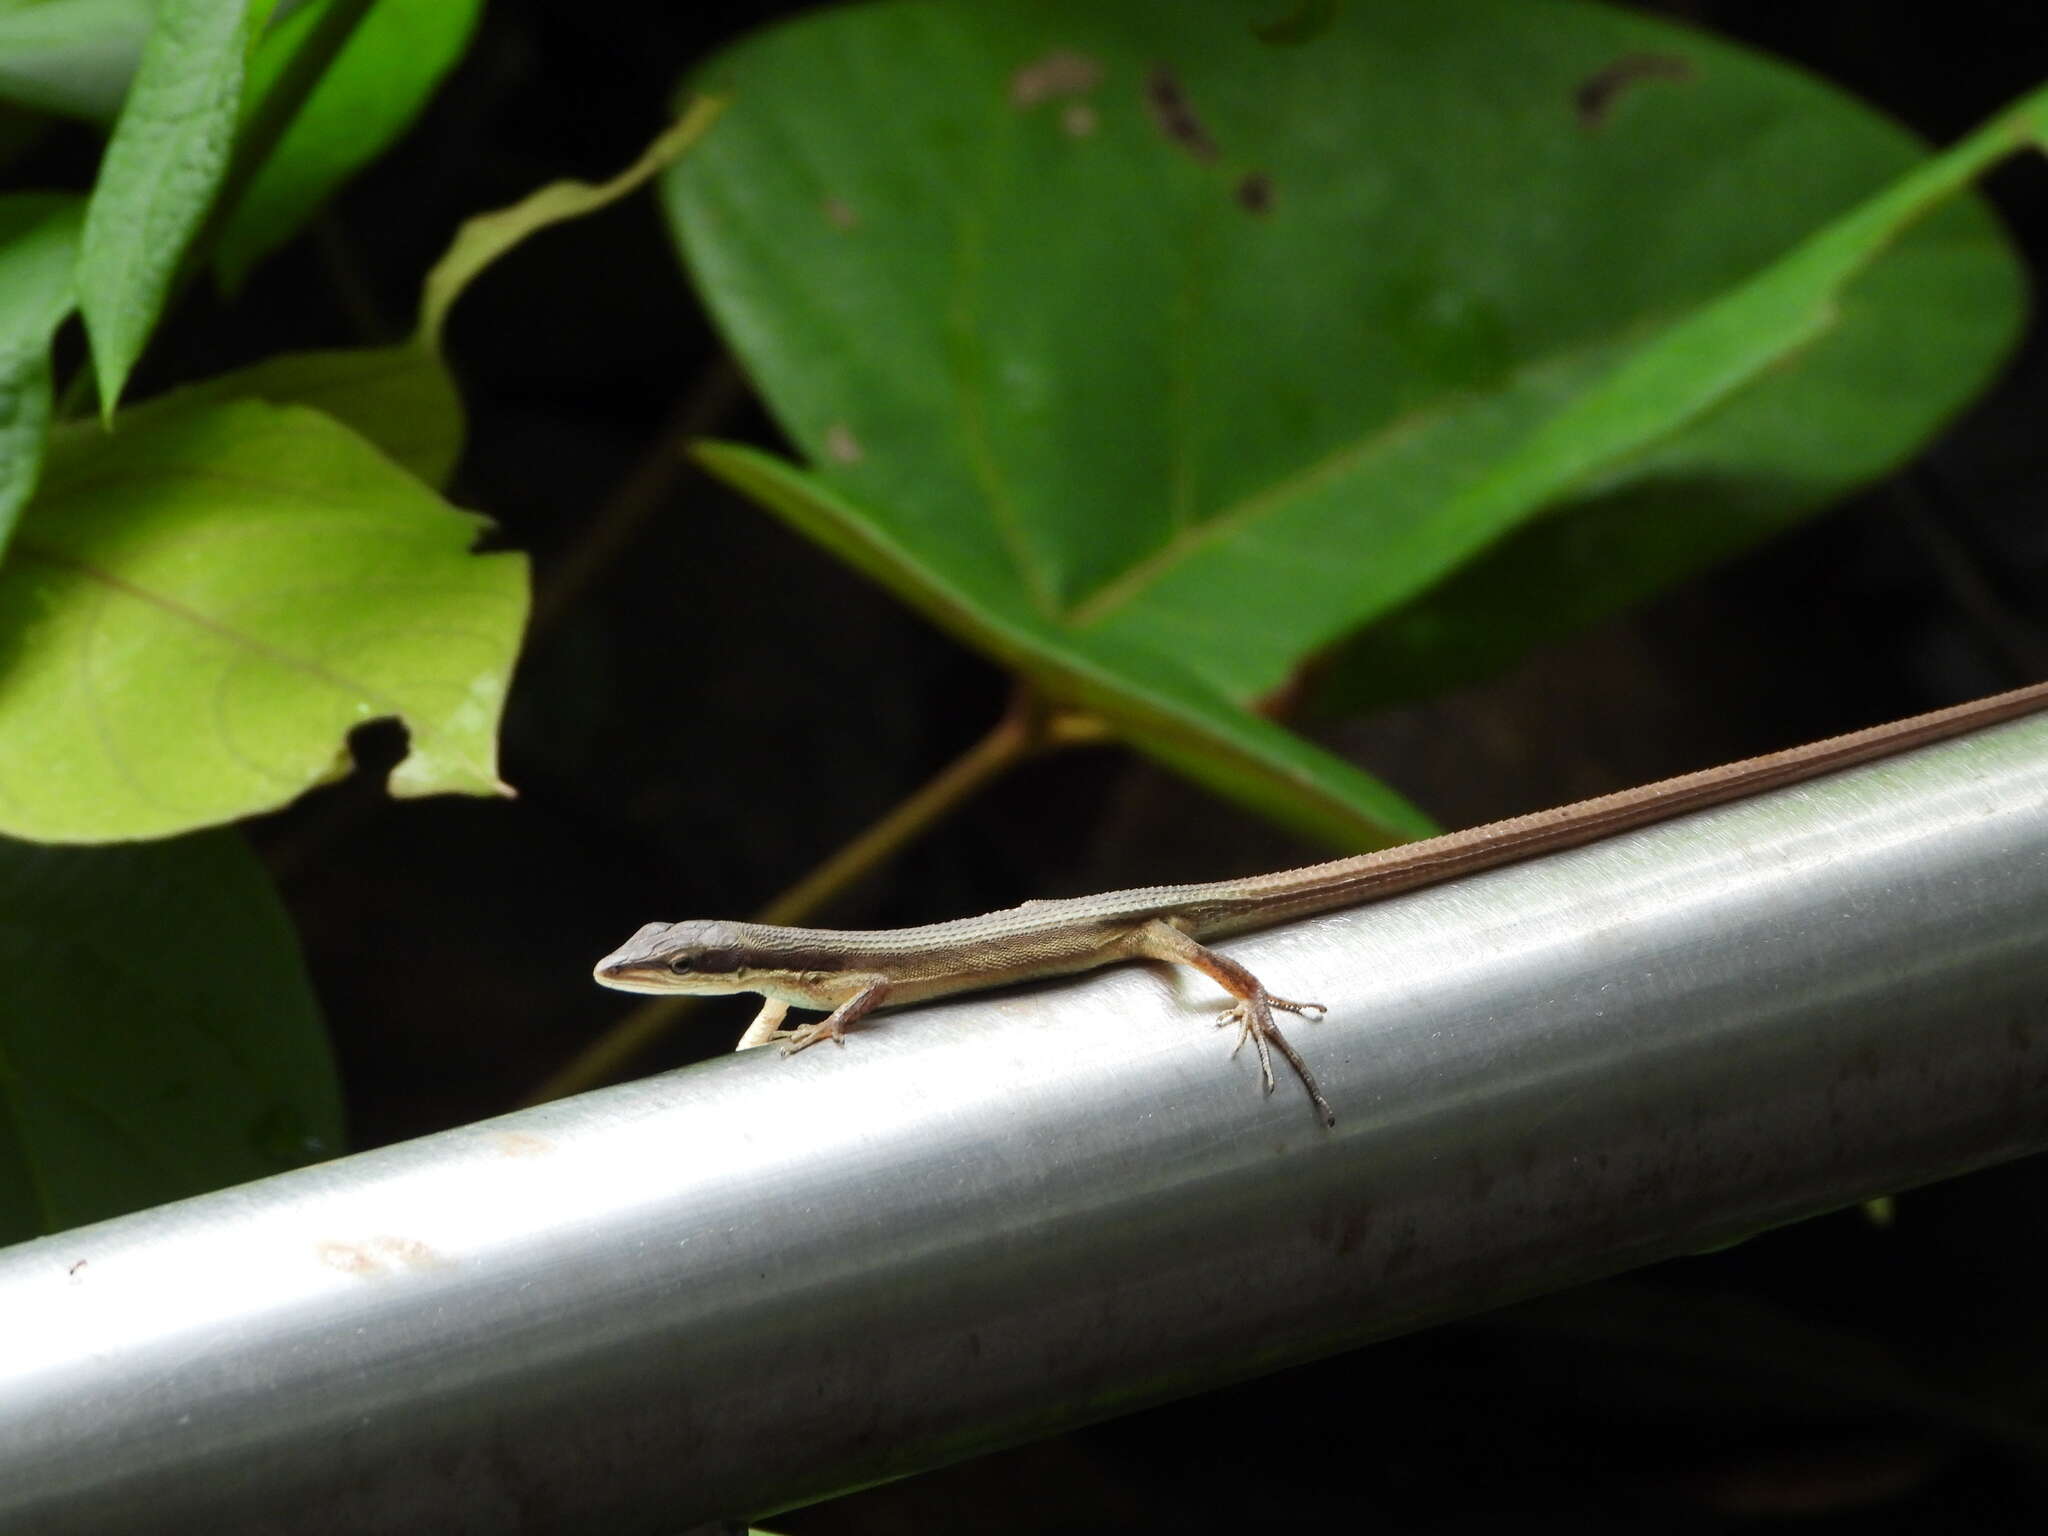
[590, 956, 679, 993]
[592, 953, 756, 997]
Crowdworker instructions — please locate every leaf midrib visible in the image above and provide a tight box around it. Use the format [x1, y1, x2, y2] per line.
[1062, 303, 1679, 629]
[13, 540, 421, 729]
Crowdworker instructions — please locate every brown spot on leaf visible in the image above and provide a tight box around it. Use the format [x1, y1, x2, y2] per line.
[1009, 48, 1104, 108]
[822, 196, 858, 231]
[1061, 101, 1098, 139]
[823, 423, 863, 464]
[1253, 0, 1338, 46]
[1236, 171, 1273, 214]
[1574, 53, 1694, 129]
[1144, 66, 1219, 162]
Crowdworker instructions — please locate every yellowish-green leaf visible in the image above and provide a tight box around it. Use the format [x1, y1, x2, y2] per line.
[133, 341, 465, 488]
[0, 398, 527, 842]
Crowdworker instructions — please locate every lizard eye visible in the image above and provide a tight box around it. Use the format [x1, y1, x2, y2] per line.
[666, 955, 695, 975]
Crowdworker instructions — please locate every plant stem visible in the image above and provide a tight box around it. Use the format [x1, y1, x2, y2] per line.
[527, 356, 746, 637]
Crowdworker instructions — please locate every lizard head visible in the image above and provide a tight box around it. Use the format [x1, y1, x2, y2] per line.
[591, 919, 758, 996]
[591, 919, 858, 1009]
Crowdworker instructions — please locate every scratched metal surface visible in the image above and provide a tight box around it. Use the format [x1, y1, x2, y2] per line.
[3, 712, 2047, 1535]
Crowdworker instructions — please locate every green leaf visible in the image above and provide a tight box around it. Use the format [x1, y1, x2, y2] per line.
[0, 398, 528, 842]
[1315, 86, 2045, 713]
[0, 192, 83, 556]
[0, 828, 342, 1243]
[214, 0, 483, 292]
[134, 341, 466, 488]
[698, 441, 1438, 847]
[76, 0, 257, 415]
[0, 0, 153, 124]
[664, 0, 2027, 846]
[419, 94, 725, 349]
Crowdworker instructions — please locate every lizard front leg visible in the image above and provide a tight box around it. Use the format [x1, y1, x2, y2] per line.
[1125, 918, 1335, 1128]
[778, 978, 892, 1055]
[734, 998, 790, 1051]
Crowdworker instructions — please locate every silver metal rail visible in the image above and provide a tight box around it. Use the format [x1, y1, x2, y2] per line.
[4, 710, 2047, 1535]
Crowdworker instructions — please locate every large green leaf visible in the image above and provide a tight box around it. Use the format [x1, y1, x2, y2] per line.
[0, 193, 82, 555]
[0, 397, 527, 842]
[0, 829, 342, 1243]
[215, 0, 483, 292]
[665, 0, 2030, 846]
[76, 0, 258, 414]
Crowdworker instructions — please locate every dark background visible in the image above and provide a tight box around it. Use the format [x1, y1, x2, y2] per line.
[53, 1, 2048, 1528]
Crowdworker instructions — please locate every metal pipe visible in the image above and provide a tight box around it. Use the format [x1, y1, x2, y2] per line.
[4, 710, 2047, 1535]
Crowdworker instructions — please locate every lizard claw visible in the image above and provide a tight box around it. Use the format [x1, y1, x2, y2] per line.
[777, 1020, 845, 1055]
[1215, 1000, 1279, 1096]
[1219, 996, 1324, 1026]
[1270, 996, 1327, 1019]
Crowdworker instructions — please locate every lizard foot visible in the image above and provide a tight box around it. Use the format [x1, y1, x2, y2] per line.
[1216, 994, 1325, 1029]
[1214, 992, 1336, 1128]
[1215, 992, 1324, 1084]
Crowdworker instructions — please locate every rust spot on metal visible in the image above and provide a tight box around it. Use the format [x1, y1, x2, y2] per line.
[316, 1236, 447, 1277]
[492, 1131, 555, 1158]
[1574, 53, 1694, 130]
[1144, 66, 1219, 162]
[316, 1241, 379, 1276]
[1308, 1198, 1375, 1259]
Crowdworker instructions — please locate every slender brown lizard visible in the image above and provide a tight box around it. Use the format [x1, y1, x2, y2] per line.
[596, 681, 2048, 1126]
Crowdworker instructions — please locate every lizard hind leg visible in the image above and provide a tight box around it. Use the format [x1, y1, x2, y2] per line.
[1126, 919, 1336, 1128]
